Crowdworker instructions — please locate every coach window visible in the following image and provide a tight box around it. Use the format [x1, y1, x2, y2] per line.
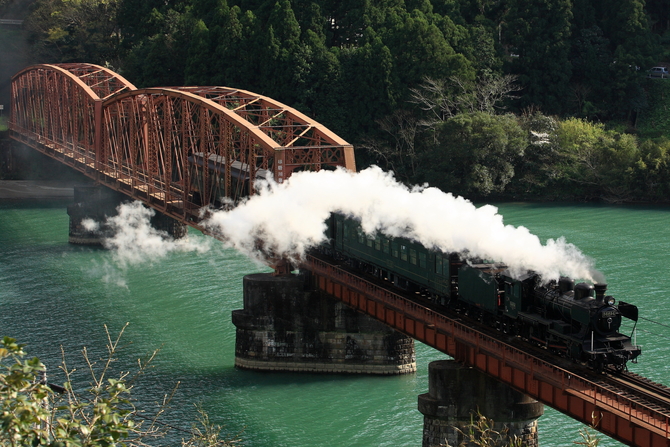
[366, 235, 374, 248]
[401, 245, 408, 262]
[357, 229, 365, 244]
[383, 239, 390, 254]
[419, 252, 427, 269]
[410, 248, 417, 265]
[436, 256, 443, 274]
[343, 221, 350, 241]
[375, 235, 381, 250]
[392, 242, 399, 258]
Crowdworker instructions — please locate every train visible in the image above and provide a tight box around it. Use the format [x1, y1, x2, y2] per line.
[316, 212, 642, 373]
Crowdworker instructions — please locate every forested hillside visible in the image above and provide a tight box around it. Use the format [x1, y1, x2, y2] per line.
[6, 0, 670, 202]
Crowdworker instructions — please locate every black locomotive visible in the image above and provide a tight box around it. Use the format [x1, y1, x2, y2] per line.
[318, 213, 641, 372]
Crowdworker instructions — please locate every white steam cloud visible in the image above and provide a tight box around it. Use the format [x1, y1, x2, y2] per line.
[81, 218, 99, 231]
[103, 201, 210, 268]
[202, 166, 601, 283]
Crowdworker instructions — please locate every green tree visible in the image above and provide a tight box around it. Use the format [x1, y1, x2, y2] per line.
[25, 0, 123, 66]
[256, 0, 308, 105]
[631, 138, 670, 200]
[120, 7, 190, 87]
[421, 112, 527, 198]
[556, 117, 606, 198]
[210, 6, 258, 89]
[568, 26, 613, 118]
[0, 328, 239, 446]
[509, 111, 565, 197]
[184, 19, 213, 86]
[116, 0, 187, 51]
[503, 0, 573, 114]
[336, 29, 395, 143]
[594, 0, 659, 118]
[321, 0, 383, 48]
[557, 117, 640, 201]
[381, 9, 473, 104]
[645, 0, 670, 34]
[299, 29, 343, 125]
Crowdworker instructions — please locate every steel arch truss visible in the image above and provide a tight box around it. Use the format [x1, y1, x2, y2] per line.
[175, 86, 355, 180]
[10, 63, 133, 159]
[9, 64, 355, 225]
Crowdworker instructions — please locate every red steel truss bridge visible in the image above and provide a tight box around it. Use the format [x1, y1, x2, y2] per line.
[9, 63, 670, 447]
[9, 63, 355, 228]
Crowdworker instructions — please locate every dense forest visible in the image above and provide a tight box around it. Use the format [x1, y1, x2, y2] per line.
[4, 0, 670, 202]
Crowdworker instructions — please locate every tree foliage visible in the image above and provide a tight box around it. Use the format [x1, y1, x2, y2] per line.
[17, 0, 670, 202]
[25, 0, 123, 66]
[422, 111, 527, 198]
[504, 0, 574, 114]
[0, 327, 239, 447]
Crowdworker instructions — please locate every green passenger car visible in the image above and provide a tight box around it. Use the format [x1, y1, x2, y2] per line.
[328, 213, 455, 300]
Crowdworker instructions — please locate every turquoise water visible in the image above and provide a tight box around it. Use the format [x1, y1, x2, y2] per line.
[1, 199, 669, 446]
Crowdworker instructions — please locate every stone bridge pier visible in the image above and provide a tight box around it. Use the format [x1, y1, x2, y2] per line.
[419, 360, 544, 447]
[232, 272, 417, 374]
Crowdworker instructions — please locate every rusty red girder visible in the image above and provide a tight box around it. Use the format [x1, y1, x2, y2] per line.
[9, 64, 355, 225]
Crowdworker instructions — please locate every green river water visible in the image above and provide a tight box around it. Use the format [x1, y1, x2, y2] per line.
[1, 199, 669, 446]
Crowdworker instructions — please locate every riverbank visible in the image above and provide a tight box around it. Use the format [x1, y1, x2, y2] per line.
[0, 180, 75, 200]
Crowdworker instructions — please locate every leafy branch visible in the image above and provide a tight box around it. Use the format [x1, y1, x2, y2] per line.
[0, 325, 240, 447]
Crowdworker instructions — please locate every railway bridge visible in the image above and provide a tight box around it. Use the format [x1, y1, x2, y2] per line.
[8, 63, 670, 447]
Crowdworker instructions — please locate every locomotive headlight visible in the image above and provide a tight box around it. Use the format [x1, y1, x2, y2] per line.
[606, 296, 615, 306]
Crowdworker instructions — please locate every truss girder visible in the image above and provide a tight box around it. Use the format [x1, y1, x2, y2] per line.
[172, 86, 355, 179]
[10, 64, 101, 158]
[9, 64, 355, 225]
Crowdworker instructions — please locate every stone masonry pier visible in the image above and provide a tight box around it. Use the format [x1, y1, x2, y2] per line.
[232, 272, 416, 374]
[419, 360, 544, 447]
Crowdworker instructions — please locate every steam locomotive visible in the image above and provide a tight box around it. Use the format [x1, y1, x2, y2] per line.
[318, 213, 642, 372]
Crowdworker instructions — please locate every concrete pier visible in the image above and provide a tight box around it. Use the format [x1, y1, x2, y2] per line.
[418, 360, 544, 447]
[232, 272, 416, 374]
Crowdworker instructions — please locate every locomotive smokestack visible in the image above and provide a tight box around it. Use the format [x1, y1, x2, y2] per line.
[594, 283, 607, 302]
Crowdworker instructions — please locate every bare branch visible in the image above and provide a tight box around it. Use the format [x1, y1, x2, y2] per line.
[409, 73, 520, 129]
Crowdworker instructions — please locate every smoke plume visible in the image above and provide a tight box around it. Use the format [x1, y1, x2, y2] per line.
[103, 201, 210, 268]
[202, 166, 600, 282]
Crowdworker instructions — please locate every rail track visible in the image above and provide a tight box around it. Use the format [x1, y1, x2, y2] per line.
[597, 370, 670, 417]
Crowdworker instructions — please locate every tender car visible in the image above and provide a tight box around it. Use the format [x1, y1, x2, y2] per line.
[648, 66, 669, 78]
